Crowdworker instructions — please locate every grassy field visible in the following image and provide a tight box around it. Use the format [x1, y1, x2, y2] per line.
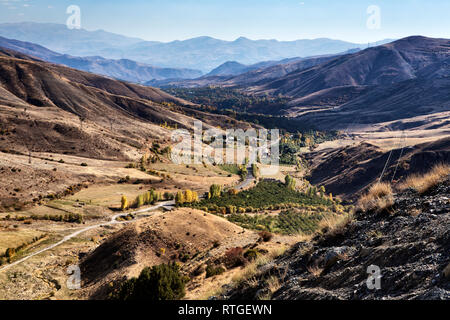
[0, 228, 45, 253]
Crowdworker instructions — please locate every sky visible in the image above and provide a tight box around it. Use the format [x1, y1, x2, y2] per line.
[0, 0, 449, 43]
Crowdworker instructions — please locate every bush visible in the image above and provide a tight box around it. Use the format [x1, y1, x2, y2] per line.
[244, 249, 259, 261]
[357, 182, 394, 213]
[112, 263, 187, 300]
[258, 231, 273, 242]
[205, 265, 225, 278]
[212, 240, 221, 248]
[80, 163, 88, 167]
[223, 247, 247, 268]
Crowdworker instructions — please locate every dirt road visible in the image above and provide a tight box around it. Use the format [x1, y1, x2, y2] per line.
[0, 201, 175, 272]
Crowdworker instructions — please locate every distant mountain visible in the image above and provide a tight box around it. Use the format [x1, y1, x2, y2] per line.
[206, 61, 251, 77]
[0, 36, 203, 82]
[0, 22, 144, 57]
[120, 36, 386, 72]
[0, 22, 392, 72]
[149, 50, 359, 88]
[248, 36, 450, 129]
[205, 57, 309, 77]
[153, 37, 450, 131]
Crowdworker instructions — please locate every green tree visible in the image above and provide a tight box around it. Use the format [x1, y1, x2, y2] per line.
[319, 186, 326, 198]
[210, 184, 222, 198]
[113, 263, 186, 300]
[285, 175, 296, 190]
[252, 163, 260, 179]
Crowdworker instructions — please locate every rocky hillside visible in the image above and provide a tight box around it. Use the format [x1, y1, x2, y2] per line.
[222, 175, 450, 300]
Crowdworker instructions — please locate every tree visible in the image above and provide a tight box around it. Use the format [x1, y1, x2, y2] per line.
[252, 163, 260, 179]
[121, 196, 128, 211]
[113, 263, 186, 300]
[144, 191, 154, 205]
[5, 248, 15, 258]
[319, 186, 326, 198]
[192, 191, 199, 202]
[285, 175, 296, 190]
[210, 184, 222, 198]
[175, 191, 185, 205]
[134, 194, 144, 208]
[184, 190, 194, 203]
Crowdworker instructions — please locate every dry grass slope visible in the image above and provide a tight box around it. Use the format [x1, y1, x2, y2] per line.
[357, 182, 394, 213]
[398, 163, 450, 194]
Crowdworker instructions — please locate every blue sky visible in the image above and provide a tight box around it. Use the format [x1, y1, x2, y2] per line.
[1, 0, 449, 43]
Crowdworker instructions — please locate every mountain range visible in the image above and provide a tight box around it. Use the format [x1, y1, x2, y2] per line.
[0, 36, 202, 83]
[156, 36, 450, 131]
[0, 22, 393, 72]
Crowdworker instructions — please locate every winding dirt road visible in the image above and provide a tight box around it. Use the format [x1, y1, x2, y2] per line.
[0, 200, 175, 272]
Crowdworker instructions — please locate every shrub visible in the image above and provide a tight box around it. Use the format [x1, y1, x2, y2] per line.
[357, 182, 394, 213]
[112, 263, 187, 300]
[205, 265, 225, 278]
[223, 247, 247, 268]
[258, 231, 273, 242]
[244, 249, 259, 261]
[80, 163, 88, 167]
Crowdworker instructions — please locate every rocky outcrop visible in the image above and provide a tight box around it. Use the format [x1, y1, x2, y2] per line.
[223, 177, 450, 300]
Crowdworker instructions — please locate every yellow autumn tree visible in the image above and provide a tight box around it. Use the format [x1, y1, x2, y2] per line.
[175, 191, 185, 205]
[121, 195, 128, 211]
[192, 191, 199, 202]
[184, 189, 194, 203]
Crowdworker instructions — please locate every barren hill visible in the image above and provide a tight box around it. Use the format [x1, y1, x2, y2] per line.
[248, 36, 450, 129]
[306, 137, 450, 200]
[0, 47, 252, 160]
[79, 208, 257, 299]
